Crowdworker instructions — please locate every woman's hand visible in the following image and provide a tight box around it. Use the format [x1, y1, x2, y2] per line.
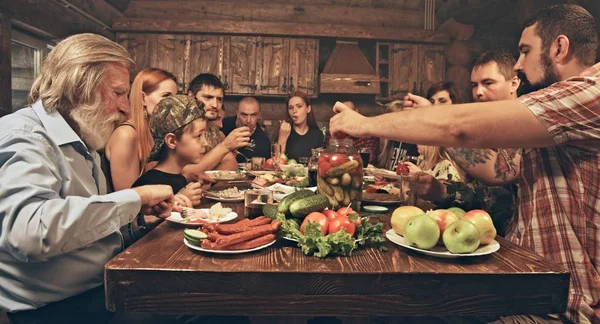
[278, 121, 292, 143]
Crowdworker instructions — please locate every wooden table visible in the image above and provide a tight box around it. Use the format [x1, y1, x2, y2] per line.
[105, 181, 569, 318]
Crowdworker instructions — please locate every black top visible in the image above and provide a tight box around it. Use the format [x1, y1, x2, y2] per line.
[222, 116, 271, 163]
[132, 169, 187, 194]
[285, 126, 324, 161]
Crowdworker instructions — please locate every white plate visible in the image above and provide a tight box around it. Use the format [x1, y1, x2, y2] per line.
[204, 170, 246, 181]
[385, 229, 500, 258]
[205, 193, 245, 202]
[267, 184, 317, 201]
[167, 209, 238, 225]
[365, 168, 405, 180]
[184, 237, 276, 254]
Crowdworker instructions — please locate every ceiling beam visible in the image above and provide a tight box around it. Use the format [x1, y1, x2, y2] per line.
[113, 18, 450, 43]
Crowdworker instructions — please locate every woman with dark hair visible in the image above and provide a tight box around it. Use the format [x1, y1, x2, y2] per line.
[274, 91, 324, 160]
[426, 81, 464, 105]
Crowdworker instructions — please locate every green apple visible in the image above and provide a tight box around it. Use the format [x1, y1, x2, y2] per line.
[447, 207, 466, 218]
[288, 159, 298, 165]
[403, 214, 440, 250]
[442, 220, 480, 254]
[391, 206, 424, 236]
[280, 153, 288, 162]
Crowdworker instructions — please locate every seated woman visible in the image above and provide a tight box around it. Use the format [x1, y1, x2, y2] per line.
[410, 145, 465, 182]
[378, 101, 419, 171]
[275, 91, 324, 161]
[103, 68, 201, 207]
[425, 81, 464, 105]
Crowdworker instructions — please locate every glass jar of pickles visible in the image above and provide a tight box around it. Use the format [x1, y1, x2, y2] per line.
[317, 138, 363, 211]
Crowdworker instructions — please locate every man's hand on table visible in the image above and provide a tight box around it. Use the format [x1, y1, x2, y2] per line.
[133, 185, 181, 218]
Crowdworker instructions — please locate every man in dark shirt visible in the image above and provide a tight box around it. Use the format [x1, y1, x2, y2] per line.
[222, 97, 271, 163]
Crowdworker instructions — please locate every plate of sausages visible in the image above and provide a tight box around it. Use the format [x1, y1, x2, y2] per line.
[184, 216, 281, 254]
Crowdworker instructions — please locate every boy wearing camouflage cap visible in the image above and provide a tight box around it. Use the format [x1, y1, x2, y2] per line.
[132, 95, 208, 206]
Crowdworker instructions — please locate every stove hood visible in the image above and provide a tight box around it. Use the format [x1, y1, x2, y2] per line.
[319, 40, 380, 94]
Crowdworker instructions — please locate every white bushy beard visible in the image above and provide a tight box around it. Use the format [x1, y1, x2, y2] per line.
[70, 103, 124, 151]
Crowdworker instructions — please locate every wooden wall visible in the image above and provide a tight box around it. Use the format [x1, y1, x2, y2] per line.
[0, 12, 10, 116]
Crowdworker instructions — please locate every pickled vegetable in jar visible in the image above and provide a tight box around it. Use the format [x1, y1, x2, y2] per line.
[317, 138, 363, 211]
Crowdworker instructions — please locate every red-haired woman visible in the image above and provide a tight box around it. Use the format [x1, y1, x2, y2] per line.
[274, 91, 324, 161]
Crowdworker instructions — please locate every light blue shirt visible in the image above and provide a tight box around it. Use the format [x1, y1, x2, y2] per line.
[0, 101, 141, 312]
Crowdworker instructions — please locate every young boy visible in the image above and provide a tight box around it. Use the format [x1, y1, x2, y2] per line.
[133, 95, 208, 206]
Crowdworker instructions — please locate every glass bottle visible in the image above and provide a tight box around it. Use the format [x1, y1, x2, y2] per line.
[307, 148, 323, 187]
[317, 138, 363, 211]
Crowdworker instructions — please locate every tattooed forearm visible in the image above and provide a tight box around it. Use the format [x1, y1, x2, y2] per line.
[445, 148, 494, 169]
[494, 148, 521, 181]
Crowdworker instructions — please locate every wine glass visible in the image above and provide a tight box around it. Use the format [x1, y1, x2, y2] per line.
[271, 144, 281, 169]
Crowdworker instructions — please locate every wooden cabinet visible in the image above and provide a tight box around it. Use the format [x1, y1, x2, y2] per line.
[186, 35, 223, 88]
[377, 42, 445, 100]
[256, 37, 289, 95]
[287, 38, 318, 96]
[117, 32, 318, 97]
[117, 33, 187, 92]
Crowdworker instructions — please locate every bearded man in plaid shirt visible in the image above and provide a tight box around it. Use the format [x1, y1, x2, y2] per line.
[330, 4, 600, 323]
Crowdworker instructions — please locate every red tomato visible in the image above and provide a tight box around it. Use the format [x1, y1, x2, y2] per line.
[279, 159, 288, 165]
[396, 163, 409, 175]
[328, 216, 356, 236]
[300, 212, 329, 235]
[264, 158, 275, 169]
[330, 154, 350, 167]
[318, 153, 331, 164]
[347, 213, 362, 228]
[322, 209, 341, 222]
[337, 206, 356, 217]
[318, 161, 331, 178]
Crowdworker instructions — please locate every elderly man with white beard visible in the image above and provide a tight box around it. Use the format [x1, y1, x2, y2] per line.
[0, 34, 181, 324]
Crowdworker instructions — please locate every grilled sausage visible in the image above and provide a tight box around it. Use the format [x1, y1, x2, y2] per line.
[224, 234, 276, 250]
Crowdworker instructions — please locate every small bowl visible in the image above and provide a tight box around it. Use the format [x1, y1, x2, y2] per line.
[279, 163, 306, 174]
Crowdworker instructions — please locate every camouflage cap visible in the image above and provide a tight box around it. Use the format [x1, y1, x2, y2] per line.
[147, 94, 205, 162]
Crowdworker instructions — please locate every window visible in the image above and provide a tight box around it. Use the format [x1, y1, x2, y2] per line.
[11, 30, 51, 112]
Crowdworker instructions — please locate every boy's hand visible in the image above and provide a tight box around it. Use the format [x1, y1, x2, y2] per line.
[178, 182, 203, 206]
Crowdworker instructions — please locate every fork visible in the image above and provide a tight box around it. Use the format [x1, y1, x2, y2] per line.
[181, 208, 197, 218]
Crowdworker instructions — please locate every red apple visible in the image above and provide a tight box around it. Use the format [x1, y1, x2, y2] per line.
[427, 209, 459, 243]
[462, 209, 497, 245]
[264, 158, 275, 169]
[390, 206, 425, 236]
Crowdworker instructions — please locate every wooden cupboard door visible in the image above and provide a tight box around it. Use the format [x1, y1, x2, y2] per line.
[116, 33, 151, 81]
[227, 36, 258, 95]
[389, 43, 418, 99]
[288, 38, 318, 97]
[418, 45, 445, 97]
[186, 35, 223, 92]
[256, 37, 288, 95]
[148, 34, 187, 92]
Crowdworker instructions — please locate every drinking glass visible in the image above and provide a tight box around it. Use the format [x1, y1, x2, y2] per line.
[244, 189, 273, 218]
[250, 157, 265, 171]
[271, 144, 282, 169]
[358, 148, 370, 168]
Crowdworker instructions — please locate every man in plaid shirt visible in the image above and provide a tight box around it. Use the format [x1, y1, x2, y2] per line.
[331, 4, 599, 323]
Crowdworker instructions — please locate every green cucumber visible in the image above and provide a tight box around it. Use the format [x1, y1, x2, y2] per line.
[262, 204, 280, 219]
[184, 229, 208, 241]
[289, 194, 330, 219]
[278, 189, 316, 215]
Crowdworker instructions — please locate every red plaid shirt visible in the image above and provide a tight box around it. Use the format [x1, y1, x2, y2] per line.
[324, 132, 379, 164]
[507, 63, 600, 323]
